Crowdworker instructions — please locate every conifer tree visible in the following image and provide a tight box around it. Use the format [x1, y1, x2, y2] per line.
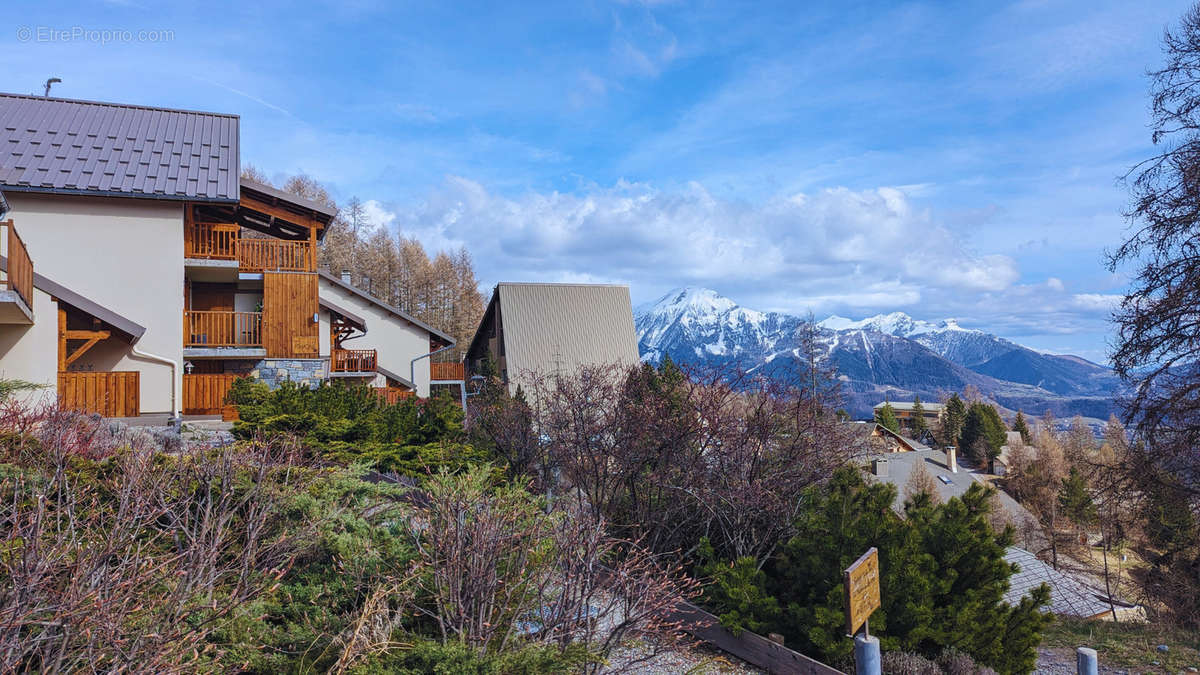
[910, 395, 929, 437]
[1058, 467, 1096, 529]
[1012, 410, 1031, 445]
[962, 402, 1007, 469]
[941, 394, 967, 448]
[875, 403, 901, 434]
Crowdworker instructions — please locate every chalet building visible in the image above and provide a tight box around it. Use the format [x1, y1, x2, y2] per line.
[464, 282, 640, 393]
[874, 400, 944, 431]
[0, 92, 459, 419]
[846, 421, 930, 455]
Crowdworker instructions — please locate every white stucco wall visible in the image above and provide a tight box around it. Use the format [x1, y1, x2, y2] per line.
[2, 193, 184, 414]
[319, 280, 437, 396]
[0, 286, 63, 405]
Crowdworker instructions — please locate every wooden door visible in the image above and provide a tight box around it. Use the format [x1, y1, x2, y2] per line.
[262, 272, 319, 357]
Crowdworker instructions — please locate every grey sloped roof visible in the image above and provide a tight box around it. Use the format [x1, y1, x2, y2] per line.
[0, 93, 238, 202]
[1003, 547, 1114, 618]
[488, 282, 640, 381]
[874, 401, 945, 412]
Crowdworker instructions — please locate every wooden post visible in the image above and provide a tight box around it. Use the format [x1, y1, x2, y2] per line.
[308, 224, 318, 271]
[57, 306, 67, 372]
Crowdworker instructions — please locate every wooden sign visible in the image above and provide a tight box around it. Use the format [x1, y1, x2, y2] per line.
[844, 547, 880, 636]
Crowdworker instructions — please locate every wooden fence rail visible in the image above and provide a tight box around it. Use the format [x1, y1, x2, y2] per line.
[372, 386, 414, 405]
[2, 219, 33, 309]
[184, 222, 239, 259]
[58, 371, 139, 417]
[183, 373, 239, 419]
[237, 239, 313, 272]
[332, 348, 378, 373]
[431, 361, 465, 381]
[184, 311, 262, 347]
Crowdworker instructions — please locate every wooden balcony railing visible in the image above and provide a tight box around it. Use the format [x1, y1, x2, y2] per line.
[431, 361, 465, 381]
[184, 311, 262, 348]
[331, 348, 377, 373]
[1, 219, 33, 309]
[237, 239, 313, 272]
[372, 386, 414, 405]
[185, 222, 314, 272]
[185, 222, 239, 259]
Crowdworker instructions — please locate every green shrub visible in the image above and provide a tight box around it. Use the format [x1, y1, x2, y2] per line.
[227, 379, 471, 475]
[698, 467, 1051, 674]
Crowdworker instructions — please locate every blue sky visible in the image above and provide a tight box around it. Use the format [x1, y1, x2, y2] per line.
[2, 0, 1190, 362]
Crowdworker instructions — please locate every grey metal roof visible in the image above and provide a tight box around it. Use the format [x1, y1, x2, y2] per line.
[318, 271, 455, 346]
[0, 254, 145, 341]
[874, 401, 945, 412]
[489, 282, 640, 383]
[0, 93, 239, 202]
[865, 448, 1033, 522]
[1003, 547, 1115, 618]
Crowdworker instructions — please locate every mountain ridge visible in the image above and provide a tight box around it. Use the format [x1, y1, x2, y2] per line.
[635, 287, 1119, 419]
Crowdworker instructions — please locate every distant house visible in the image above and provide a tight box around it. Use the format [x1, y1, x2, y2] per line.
[874, 400, 944, 432]
[846, 421, 929, 455]
[464, 282, 640, 393]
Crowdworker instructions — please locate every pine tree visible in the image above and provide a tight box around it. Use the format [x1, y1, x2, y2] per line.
[910, 395, 929, 437]
[962, 402, 1007, 470]
[718, 467, 1053, 673]
[875, 403, 901, 434]
[1058, 467, 1096, 529]
[1012, 410, 1031, 445]
[941, 394, 967, 448]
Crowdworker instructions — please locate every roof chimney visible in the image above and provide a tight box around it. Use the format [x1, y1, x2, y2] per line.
[946, 446, 958, 473]
[872, 457, 888, 478]
[340, 269, 352, 285]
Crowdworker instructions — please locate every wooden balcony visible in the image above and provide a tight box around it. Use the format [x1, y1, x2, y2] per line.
[184, 310, 263, 347]
[185, 222, 314, 272]
[431, 361, 465, 381]
[0, 219, 34, 315]
[331, 348, 377, 373]
[372, 386, 414, 405]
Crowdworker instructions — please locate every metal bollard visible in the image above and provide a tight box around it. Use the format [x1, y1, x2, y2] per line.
[1076, 647, 1098, 675]
[854, 633, 881, 675]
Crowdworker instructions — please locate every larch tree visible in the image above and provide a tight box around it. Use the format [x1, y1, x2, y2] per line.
[1109, 2, 1200, 626]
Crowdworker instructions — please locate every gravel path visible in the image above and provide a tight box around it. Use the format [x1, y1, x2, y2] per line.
[604, 641, 763, 674]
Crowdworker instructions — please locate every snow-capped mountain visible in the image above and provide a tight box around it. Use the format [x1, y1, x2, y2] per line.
[635, 287, 1120, 418]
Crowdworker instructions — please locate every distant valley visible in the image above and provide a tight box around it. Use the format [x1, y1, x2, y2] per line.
[635, 288, 1122, 419]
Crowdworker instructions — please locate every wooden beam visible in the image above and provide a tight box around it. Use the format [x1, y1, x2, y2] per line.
[64, 329, 110, 340]
[58, 306, 67, 372]
[239, 193, 326, 233]
[65, 336, 105, 366]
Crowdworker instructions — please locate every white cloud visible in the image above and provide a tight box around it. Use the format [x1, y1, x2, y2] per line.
[395, 177, 1021, 312]
[360, 199, 397, 232]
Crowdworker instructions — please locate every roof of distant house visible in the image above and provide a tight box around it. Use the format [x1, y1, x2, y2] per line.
[846, 422, 930, 453]
[874, 401, 945, 412]
[1003, 547, 1123, 618]
[467, 282, 640, 374]
[864, 448, 1034, 522]
[0, 93, 239, 202]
